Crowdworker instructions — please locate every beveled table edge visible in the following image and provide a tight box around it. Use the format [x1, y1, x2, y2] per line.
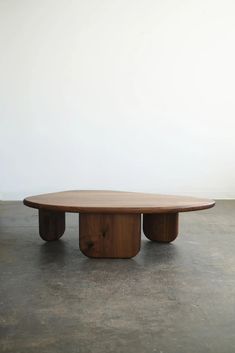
[23, 190, 216, 214]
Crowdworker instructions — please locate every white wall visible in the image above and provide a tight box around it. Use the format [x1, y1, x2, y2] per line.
[1, 0, 235, 200]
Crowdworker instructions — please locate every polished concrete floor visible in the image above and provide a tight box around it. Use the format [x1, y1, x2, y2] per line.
[0, 201, 235, 353]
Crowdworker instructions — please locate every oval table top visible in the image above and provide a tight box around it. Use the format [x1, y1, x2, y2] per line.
[23, 190, 215, 214]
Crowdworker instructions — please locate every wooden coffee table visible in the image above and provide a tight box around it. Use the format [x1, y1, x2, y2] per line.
[23, 190, 215, 258]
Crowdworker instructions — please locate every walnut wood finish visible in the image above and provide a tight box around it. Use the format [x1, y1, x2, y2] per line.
[24, 190, 215, 214]
[143, 213, 179, 243]
[79, 213, 141, 258]
[39, 209, 65, 241]
[23, 190, 215, 258]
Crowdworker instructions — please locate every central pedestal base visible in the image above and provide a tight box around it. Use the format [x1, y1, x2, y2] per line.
[79, 213, 141, 258]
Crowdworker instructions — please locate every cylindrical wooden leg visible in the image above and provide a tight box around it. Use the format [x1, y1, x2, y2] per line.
[79, 213, 141, 258]
[39, 209, 65, 241]
[143, 213, 179, 243]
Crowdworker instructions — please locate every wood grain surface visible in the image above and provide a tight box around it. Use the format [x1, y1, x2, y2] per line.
[39, 209, 65, 241]
[24, 190, 215, 214]
[143, 213, 179, 243]
[79, 213, 141, 258]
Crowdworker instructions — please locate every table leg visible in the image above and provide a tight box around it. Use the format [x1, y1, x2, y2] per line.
[143, 213, 179, 243]
[79, 213, 141, 258]
[39, 209, 65, 241]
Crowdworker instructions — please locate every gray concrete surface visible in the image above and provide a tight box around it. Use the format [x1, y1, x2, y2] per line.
[0, 201, 235, 353]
